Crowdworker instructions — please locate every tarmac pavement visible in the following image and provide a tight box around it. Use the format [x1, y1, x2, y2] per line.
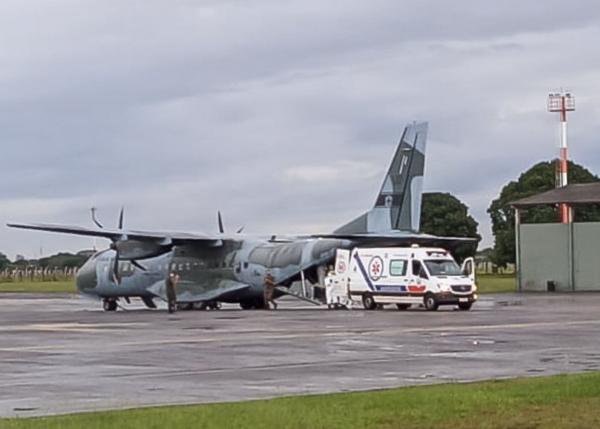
[1, 293, 599, 417]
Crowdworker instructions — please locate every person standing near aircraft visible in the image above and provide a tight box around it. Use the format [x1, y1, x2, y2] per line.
[166, 272, 179, 314]
[264, 271, 277, 310]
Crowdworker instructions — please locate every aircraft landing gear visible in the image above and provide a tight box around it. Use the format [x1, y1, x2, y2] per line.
[239, 299, 265, 310]
[102, 298, 118, 312]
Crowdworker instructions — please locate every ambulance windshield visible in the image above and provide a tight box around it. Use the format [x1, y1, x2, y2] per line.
[424, 259, 462, 276]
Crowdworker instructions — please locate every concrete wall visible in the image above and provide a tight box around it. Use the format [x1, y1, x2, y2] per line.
[573, 223, 600, 291]
[518, 222, 600, 292]
[519, 224, 570, 291]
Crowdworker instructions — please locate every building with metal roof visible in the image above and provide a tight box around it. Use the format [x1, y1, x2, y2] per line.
[511, 183, 600, 292]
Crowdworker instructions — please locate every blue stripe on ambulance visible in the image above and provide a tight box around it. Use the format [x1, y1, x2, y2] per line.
[353, 253, 375, 291]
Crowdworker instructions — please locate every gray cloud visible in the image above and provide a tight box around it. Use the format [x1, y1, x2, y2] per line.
[2, 0, 600, 258]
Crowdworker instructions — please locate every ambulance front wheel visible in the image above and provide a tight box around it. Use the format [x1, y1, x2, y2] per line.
[458, 302, 473, 311]
[424, 294, 439, 311]
[362, 294, 377, 310]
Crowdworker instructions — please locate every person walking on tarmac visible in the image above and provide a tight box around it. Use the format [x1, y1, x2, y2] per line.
[166, 272, 180, 314]
[263, 271, 277, 310]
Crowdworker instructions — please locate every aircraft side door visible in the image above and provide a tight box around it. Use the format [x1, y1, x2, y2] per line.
[461, 257, 475, 283]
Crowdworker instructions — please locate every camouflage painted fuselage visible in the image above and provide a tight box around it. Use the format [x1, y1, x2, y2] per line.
[77, 238, 351, 305]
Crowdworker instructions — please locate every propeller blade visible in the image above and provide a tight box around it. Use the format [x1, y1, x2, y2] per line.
[236, 226, 244, 233]
[112, 256, 120, 284]
[118, 207, 124, 229]
[91, 207, 104, 229]
[131, 260, 147, 271]
[217, 211, 224, 234]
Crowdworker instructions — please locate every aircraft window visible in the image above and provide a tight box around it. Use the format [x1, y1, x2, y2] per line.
[389, 260, 407, 276]
[243, 262, 249, 269]
[235, 263, 241, 274]
[178, 264, 184, 271]
[186, 262, 191, 271]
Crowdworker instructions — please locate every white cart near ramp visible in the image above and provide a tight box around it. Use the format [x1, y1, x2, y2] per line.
[324, 249, 353, 309]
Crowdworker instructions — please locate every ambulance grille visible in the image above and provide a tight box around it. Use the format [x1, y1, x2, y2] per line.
[451, 285, 471, 293]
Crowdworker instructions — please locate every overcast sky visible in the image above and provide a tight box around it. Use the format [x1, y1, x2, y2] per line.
[1, 0, 600, 259]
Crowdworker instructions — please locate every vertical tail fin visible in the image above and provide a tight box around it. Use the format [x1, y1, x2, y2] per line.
[335, 122, 428, 234]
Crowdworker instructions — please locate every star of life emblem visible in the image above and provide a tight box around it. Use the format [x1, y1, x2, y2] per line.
[368, 256, 384, 281]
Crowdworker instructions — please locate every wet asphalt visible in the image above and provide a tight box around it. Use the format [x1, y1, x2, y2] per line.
[1, 293, 599, 417]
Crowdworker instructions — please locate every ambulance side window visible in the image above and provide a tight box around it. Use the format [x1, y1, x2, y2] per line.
[389, 260, 407, 276]
[412, 260, 428, 279]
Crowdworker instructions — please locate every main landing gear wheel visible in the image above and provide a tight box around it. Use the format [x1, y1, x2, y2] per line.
[423, 294, 439, 311]
[240, 299, 265, 310]
[458, 302, 473, 311]
[396, 304, 411, 311]
[362, 293, 377, 310]
[102, 299, 117, 312]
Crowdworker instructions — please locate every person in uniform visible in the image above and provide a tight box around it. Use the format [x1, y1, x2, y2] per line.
[166, 272, 179, 314]
[263, 271, 277, 310]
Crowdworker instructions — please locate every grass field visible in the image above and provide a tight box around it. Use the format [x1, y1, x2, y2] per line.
[1, 372, 599, 429]
[476, 274, 516, 294]
[0, 280, 76, 293]
[0, 275, 518, 295]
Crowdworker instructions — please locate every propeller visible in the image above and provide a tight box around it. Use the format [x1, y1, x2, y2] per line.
[217, 210, 244, 234]
[92, 206, 148, 284]
[91, 207, 104, 229]
[217, 211, 224, 234]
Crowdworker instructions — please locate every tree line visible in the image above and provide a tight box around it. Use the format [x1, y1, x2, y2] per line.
[419, 159, 599, 267]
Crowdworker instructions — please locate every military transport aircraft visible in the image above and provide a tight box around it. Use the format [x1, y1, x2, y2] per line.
[8, 122, 470, 311]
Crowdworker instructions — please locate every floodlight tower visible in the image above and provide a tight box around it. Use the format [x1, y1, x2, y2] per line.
[547, 91, 575, 223]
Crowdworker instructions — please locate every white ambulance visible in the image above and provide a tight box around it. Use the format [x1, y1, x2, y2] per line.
[328, 246, 477, 311]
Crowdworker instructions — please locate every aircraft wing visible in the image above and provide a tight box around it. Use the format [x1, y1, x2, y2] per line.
[147, 279, 250, 303]
[309, 232, 477, 247]
[6, 222, 224, 246]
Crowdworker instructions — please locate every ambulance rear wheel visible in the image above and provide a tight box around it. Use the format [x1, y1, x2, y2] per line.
[396, 304, 411, 311]
[362, 294, 377, 310]
[424, 294, 439, 311]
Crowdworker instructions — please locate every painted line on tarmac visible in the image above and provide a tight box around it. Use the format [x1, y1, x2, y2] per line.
[2, 318, 598, 353]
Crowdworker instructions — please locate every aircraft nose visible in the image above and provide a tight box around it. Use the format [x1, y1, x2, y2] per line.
[76, 257, 97, 292]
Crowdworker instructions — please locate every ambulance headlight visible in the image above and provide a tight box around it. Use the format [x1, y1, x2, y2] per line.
[473, 284, 478, 292]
